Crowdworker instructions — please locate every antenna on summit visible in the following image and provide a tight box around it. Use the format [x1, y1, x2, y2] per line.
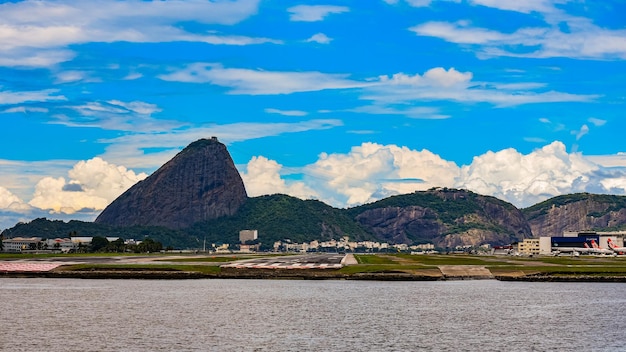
[211, 136, 218, 141]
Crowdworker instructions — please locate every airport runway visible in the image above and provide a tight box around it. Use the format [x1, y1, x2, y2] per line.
[220, 253, 348, 269]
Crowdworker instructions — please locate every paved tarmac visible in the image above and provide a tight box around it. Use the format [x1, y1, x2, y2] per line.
[221, 253, 347, 269]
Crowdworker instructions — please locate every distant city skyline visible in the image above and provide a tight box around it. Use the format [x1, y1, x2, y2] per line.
[1, 0, 625, 230]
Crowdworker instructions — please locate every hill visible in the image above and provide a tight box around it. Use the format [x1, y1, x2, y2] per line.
[348, 188, 532, 248]
[95, 137, 247, 229]
[3, 189, 537, 249]
[523, 193, 626, 236]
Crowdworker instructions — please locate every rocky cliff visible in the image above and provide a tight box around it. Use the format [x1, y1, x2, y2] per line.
[95, 138, 247, 229]
[523, 193, 626, 237]
[348, 188, 533, 248]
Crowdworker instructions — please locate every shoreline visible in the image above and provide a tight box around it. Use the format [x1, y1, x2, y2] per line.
[3, 268, 626, 282]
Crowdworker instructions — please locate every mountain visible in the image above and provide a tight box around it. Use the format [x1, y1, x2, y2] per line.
[5, 138, 626, 249]
[95, 137, 247, 229]
[523, 193, 626, 237]
[347, 188, 532, 248]
[6, 191, 626, 249]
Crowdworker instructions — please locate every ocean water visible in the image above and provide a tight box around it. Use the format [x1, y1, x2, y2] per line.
[1, 278, 625, 351]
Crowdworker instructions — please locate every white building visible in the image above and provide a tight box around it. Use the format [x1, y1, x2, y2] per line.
[239, 230, 258, 243]
[2, 237, 42, 252]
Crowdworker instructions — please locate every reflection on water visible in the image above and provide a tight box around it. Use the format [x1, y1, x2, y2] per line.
[1, 279, 625, 351]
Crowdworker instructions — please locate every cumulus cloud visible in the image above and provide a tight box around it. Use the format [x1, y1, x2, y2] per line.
[456, 142, 597, 207]
[287, 5, 349, 22]
[378, 67, 473, 87]
[0, 187, 30, 211]
[243, 141, 626, 209]
[28, 157, 147, 214]
[241, 156, 318, 200]
[302, 143, 460, 207]
[306, 33, 332, 44]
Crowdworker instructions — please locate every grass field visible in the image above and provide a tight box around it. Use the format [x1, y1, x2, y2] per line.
[3, 252, 626, 279]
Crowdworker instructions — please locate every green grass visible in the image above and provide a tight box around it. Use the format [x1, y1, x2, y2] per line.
[391, 254, 511, 266]
[62, 263, 222, 274]
[354, 254, 397, 264]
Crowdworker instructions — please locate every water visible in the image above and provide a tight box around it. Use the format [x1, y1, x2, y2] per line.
[1, 279, 625, 351]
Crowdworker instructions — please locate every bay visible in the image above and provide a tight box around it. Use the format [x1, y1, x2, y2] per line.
[1, 279, 625, 351]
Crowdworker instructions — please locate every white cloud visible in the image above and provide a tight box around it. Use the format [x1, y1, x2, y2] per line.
[350, 105, 449, 119]
[410, 14, 626, 60]
[0, 187, 30, 211]
[456, 141, 604, 207]
[306, 33, 332, 44]
[0, 48, 75, 67]
[242, 141, 626, 209]
[97, 119, 344, 169]
[0, 89, 66, 105]
[301, 142, 460, 206]
[28, 157, 147, 214]
[55, 70, 94, 84]
[572, 124, 589, 140]
[265, 108, 308, 117]
[411, 22, 508, 45]
[469, 0, 557, 14]
[241, 156, 318, 200]
[158, 63, 369, 95]
[406, 0, 433, 7]
[107, 100, 161, 115]
[0, 0, 265, 67]
[588, 117, 606, 127]
[287, 5, 349, 22]
[1, 106, 48, 114]
[366, 67, 596, 107]
[379, 67, 473, 87]
[158, 64, 592, 106]
[49, 100, 180, 132]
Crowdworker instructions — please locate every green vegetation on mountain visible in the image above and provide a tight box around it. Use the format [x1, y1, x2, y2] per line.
[2, 218, 197, 249]
[186, 194, 375, 247]
[5, 190, 626, 249]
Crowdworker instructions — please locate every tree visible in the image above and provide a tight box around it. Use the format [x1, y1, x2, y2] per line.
[136, 238, 163, 253]
[90, 236, 109, 252]
[107, 238, 125, 253]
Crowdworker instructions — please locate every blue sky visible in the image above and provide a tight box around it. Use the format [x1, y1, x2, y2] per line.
[1, 0, 625, 230]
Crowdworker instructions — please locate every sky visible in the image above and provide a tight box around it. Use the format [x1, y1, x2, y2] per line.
[1, 0, 625, 231]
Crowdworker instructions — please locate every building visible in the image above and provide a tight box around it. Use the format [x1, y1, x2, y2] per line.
[45, 238, 77, 253]
[2, 237, 42, 252]
[239, 230, 258, 244]
[517, 239, 540, 256]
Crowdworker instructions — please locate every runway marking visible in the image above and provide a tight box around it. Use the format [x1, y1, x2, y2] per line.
[0, 262, 62, 272]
